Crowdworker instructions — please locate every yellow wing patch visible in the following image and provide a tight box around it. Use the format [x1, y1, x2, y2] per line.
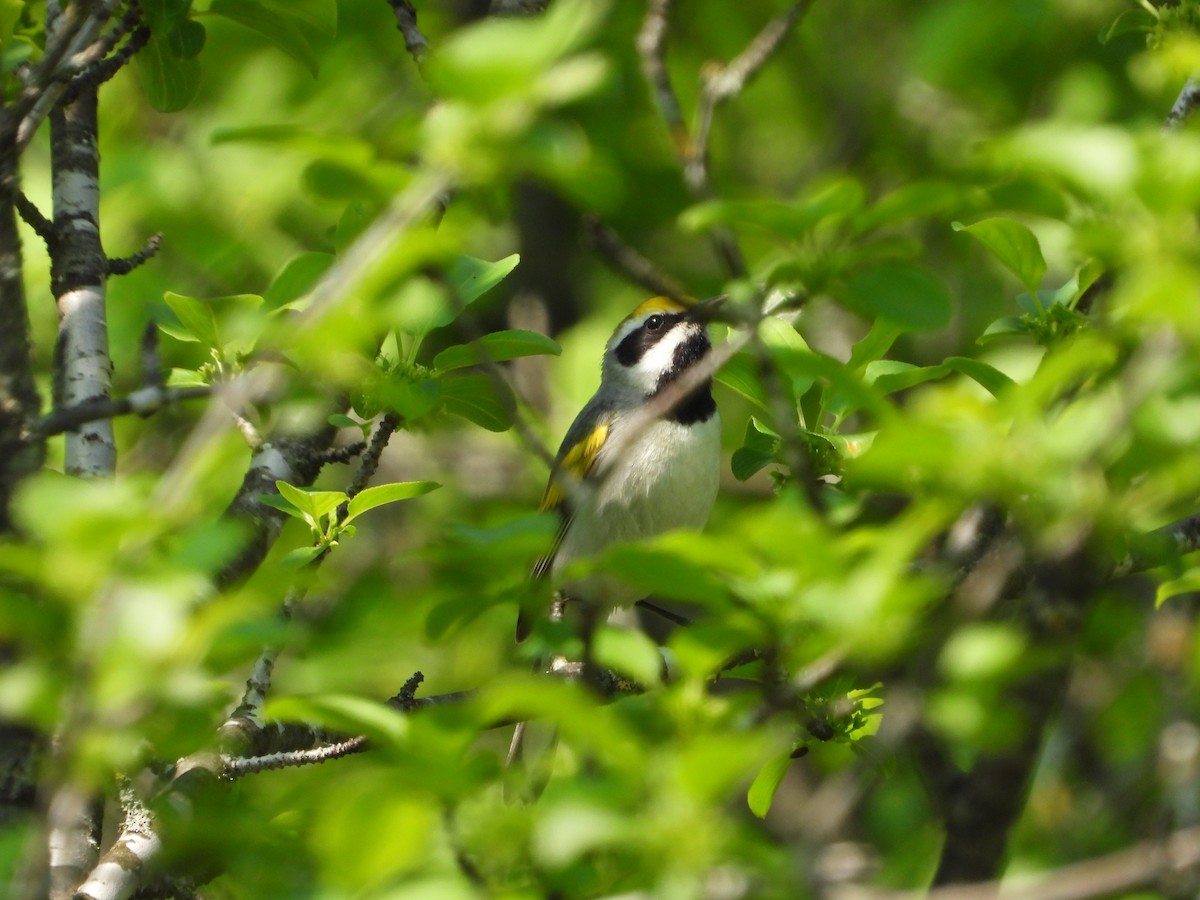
[540, 423, 609, 511]
[627, 295, 691, 320]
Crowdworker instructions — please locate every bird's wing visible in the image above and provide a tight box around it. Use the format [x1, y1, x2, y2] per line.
[531, 416, 610, 579]
[517, 409, 613, 641]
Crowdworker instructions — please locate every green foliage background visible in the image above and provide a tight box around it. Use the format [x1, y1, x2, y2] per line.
[5, 0, 1200, 896]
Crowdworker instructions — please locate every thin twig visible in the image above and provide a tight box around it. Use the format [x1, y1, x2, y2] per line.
[582, 213, 689, 302]
[690, 0, 816, 193]
[15, 191, 53, 244]
[1165, 75, 1200, 131]
[387, 0, 429, 69]
[107, 231, 162, 276]
[637, 0, 689, 157]
[852, 824, 1200, 900]
[28, 384, 211, 438]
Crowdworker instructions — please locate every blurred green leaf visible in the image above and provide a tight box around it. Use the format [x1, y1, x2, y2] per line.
[855, 180, 964, 232]
[164, 292, 219, 346]
[210, 0, 320, 76]
[1156, 572, 1200, 608]
[1100, 8, 1155, 44]
[266, 694, 408, 744]
[747, 750, 793, 818]
[840, 262, 953, 332]
[592, 626, 662, 687]
[953, 218, 1047, 296]
[433, 330, 560, 372]
[136, 32, 201, 113]
[265, 252, 335, 308]
[447, 254, 520, 305]
[441, 374, 514, 432]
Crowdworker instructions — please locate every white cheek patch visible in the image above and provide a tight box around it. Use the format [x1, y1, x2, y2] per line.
[633, 326, 689, 387]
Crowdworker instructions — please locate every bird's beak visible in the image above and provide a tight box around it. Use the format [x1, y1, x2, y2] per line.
[687, 294, 726, 323]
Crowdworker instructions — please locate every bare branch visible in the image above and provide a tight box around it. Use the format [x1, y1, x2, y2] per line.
[691, 0, 816, 192]
[15, 191, 53, 245]
[69, 780, 161, 900]
[387, 0, 429, 69]
[345, 412, 401, 502]
[106, 231, 161, 276]
[14, 1, 122, 151]
[28, 383, 210, 439]
[223, 735, 371, 776]
[854, 825, 1200, 900]
[61, 22, 150, 106]
[582, 213, 689, 302]
[637, 0, 689, 157]
[1165, 75, 1200, 131]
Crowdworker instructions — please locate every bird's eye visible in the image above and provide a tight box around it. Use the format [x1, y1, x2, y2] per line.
[645, 314, 664, 331]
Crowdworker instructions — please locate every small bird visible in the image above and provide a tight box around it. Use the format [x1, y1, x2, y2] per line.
[518, 295, 723, 642]
[507, 297, 722, 777]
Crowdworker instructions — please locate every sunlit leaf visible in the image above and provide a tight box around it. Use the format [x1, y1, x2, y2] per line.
[164, 292, 219, 346]
[953, 218, 1047, 296]
[447, 253, 520, 305]
[344, 482, 441, 523]
[747, 750, 794, 818]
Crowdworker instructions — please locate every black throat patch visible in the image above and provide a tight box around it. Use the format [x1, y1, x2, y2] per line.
[655, 329, 716, 425]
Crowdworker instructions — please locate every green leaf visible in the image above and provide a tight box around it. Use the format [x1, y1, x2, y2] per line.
[978, 316, 1030, 343]
[730, 418, 779, 482]
[164, 292, 219, 346]
[274, 481, 346, 523]
[599, 544, 727, 606]
[168, 19, 206, 58]
[714, 351, 770, 411]
[264, 252, 335, 308]
[1100, 8, 1155, 45]
[758, 316, 814, 396]
[344, 482, 441, 523]
[953, 218, 1047, 296]
[866, 357, 1013, 399]
[855, 180, 963, 232]
[0, 0, 22, 48]
[1156, 573, 1200, 608]
[281, 545, 323, 568]
[166, 367, 209, 387]
[847, 318, 903, 370]
[433, 329, 561, 372]
[447, 253, 520, 305]
[210, 0, 319, 76]
[258, 493, 303, 518]
[266, 693, 408, 743]
[264, 0, 337, 36]
[380, 377, 441, 420]
[943, 357, 1015, 397]
[441, 374, 514, 432]
[136, 32, 201, 113]
[747, 750, 794, 818]
[592, 626, 662, 687]
[840, 262, 952, 332]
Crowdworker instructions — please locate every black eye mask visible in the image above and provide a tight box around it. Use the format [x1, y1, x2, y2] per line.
[614, 313, 685, 367]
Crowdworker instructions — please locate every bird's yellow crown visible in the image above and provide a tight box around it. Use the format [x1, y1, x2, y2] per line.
[624, 296, 690, 322]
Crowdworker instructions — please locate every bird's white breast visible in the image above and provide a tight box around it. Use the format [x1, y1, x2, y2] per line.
[553, 411, 721, 606]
